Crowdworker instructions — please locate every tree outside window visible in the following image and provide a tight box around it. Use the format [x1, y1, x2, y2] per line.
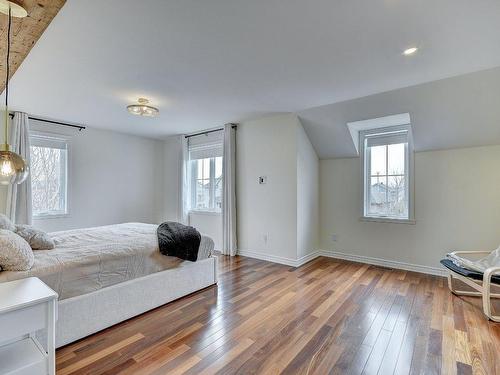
[30, 136, 68, 217]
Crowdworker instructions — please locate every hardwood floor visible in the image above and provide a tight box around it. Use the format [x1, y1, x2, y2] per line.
[56, 256, 500, 375]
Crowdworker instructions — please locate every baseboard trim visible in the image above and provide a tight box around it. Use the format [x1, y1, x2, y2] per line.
[237, 250, 322, 267]
[238, 250, 447, 276]
[237, 249, 446, 276]
[319, 250, 447, 277]
[296, 250, 323, 267]
[237, 250, 298, 267]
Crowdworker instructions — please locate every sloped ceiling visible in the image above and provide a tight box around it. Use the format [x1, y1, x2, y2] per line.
[298, 67, 500, 159]
[5, 0, 500, 143]
[3, 0, 500, 160]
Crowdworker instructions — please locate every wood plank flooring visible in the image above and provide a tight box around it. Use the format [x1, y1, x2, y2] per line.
[56, 256, 500, 375]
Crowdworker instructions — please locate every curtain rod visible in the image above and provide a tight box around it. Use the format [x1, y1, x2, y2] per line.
[185, 124, 237, 139]
[9, 113, 86, 131]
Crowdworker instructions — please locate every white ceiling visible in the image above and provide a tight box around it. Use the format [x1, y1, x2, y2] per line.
[6, 0, 500, 143]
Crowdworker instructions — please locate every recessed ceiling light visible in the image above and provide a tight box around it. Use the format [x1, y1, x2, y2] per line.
[403, 47, 418, 56]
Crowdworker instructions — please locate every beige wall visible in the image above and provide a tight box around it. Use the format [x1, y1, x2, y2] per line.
[319, 145, 500, 269]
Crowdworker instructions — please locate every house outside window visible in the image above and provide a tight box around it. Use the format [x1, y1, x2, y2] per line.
[30, 134, 69, 218]
[190, 156, 223, 211]
[360, 124, 414, 222]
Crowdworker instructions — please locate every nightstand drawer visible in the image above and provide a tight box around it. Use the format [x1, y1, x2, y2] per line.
[0, 303, 47, 344]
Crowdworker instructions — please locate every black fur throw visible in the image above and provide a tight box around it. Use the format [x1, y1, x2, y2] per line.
[157, 221, 201, 261]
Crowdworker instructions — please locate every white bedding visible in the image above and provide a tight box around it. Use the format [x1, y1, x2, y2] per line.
[0, 223, 214, 300]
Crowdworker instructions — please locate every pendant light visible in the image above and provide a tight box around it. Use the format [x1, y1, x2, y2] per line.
[0, 1, 29, 185]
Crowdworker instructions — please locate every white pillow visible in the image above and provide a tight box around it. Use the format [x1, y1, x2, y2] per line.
[0, 229, 34, 271]
[15, 225, 55, 250]
[0, 214, 15, 231]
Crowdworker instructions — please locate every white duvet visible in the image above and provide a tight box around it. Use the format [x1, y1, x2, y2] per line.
[0, 223, 214, 300]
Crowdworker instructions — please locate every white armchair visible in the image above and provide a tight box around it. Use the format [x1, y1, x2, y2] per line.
[445, 251, 500, 322]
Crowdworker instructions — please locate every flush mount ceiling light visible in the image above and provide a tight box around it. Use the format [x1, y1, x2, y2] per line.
[403, 47, 418, 56]
[127, 98, 159, 117]
[0, 0, 29, 185]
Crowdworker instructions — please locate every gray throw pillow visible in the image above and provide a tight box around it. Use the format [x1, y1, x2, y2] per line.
[0, 229, 34, 271]
[15, 225, 55, 250]
[0, 214, 15, 231]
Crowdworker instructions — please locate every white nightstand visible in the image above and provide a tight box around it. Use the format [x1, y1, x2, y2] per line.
[0, 277, 58, 375]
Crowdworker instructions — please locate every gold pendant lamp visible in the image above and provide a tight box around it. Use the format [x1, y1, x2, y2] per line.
[0, 0, 29, 185]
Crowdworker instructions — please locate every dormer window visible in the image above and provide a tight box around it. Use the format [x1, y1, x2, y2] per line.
[360, 124, 414, 223]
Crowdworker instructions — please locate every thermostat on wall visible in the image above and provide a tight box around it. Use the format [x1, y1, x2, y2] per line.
[258, 176, 267, 184]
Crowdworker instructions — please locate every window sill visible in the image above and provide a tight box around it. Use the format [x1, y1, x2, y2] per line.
[189, 210, 221, 216]
[360, 216, 416, 225]
[33, 213, 70, 220]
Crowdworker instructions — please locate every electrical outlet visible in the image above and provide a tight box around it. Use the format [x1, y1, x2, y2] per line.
[331, 234, 338, 242]
[258, 176, 267, 184]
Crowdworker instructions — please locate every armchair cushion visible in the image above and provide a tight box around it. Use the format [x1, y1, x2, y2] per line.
[440, 259, 500, 285]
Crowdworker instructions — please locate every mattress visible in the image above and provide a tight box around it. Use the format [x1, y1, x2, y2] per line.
[0, 223, 214, 300]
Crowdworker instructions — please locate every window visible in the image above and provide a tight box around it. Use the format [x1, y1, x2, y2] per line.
[188, 136, 223, 212]
[30, 135, 68, 217]
[190, 156, 223, 212]
[361, 125, 414, 222]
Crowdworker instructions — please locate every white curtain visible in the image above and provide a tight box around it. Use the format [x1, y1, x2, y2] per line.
[6, 112, 32, 225]
[179, 134, 190, 225]
[222, 123, 237, 256]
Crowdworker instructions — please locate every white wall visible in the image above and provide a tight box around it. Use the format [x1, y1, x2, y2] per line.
[189, 212, 222, 250]
[236, 113, 320, 264]
[157, 136, 182, 223]
[319, 145, 500, 269]
[296, 122, 319, 259]
[237, 114, 299, 261]
[1, 121, 164, 232]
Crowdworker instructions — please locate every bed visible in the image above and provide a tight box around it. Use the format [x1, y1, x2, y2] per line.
[0, 223, 217, 347]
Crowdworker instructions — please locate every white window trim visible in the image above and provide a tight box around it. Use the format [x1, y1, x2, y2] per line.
[30, 132, 71, 220]
[359, 124, 415, 224]
[188, 210, 221, 216]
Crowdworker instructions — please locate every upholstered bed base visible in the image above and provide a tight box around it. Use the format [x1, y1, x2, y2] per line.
[53, 256, 217, 347]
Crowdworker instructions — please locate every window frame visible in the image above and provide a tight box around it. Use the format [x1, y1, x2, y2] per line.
[30, 132, 71, 220]
[189, 156, 223, 214]
[359, 124, 415, 224]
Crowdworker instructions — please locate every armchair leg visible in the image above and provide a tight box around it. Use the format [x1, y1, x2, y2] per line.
[447, 272, 500, 321]
[483, 276, 500, 322]
[447, 273, 482, 297]
[447, 273, 453, 292]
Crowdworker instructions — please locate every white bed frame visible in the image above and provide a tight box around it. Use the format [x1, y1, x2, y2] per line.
[446, 251, 500, 322]
[53, 256, 217, 347]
